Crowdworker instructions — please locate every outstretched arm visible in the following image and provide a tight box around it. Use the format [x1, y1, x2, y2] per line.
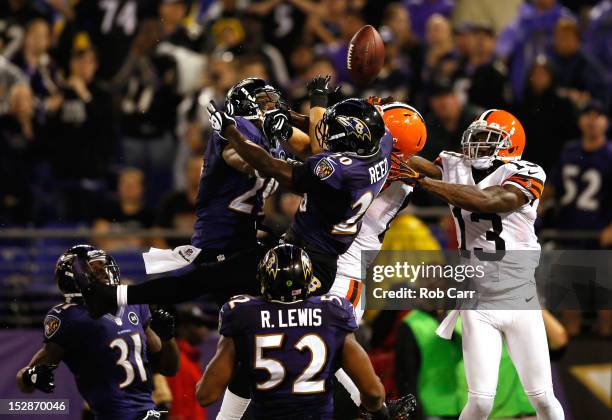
[407, 156, 442, 180]
[418, 178, 527, 213]
[224, 124, 294, 187]
[342, 333, 385, 412]
[208, 102, 294, 187]
[196, 336, 236, 407]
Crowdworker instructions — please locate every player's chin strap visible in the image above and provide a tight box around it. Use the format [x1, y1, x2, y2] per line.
[362, 394, 417, 420]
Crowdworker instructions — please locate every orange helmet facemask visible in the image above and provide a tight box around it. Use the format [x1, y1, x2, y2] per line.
[461, 109, 526, 169]
[381, 102, 427, 160]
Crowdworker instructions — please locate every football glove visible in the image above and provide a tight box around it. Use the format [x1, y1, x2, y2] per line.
[207, 100, 236, 138]
[22, 364, 57, 393]
[362, 394, 417, 420]
[263, 109, 294, 143]
[150, 308, 175, 341]
[388, 153, 423, 186]
[307, 74, 335, 108]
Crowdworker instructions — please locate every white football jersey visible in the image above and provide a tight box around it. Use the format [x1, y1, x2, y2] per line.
[336, 181, 413, 280]
[437, 151, 546, 302]
[437, 151, 545, 252]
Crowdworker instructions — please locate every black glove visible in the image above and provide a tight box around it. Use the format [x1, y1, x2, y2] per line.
[307, 74, 332, 108]
[388, 153, 424, 187]
[22, 364, 57, 393]
[150, 308, 175, 341]
[263, 109, 294, 143]
[72, 254, 118, 318]
[362, 394, 417, 420]
[207, 100, 236, 138]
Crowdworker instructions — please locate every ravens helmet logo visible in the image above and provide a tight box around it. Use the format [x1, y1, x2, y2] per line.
[264, 250, 278, 280]
[301, 250, 312, 281]
[336, 116, 372, 142]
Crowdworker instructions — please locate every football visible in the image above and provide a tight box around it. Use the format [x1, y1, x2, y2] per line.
[347, 25, 385, 88]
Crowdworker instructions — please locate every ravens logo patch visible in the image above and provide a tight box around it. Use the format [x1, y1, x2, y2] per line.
[314, 158, 335, 180]
[44, 315, 61, 339]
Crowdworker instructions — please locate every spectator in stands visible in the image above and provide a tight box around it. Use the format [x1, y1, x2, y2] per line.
[362, 31, 411, 101]
[47, 47, 116, 222]
[93, 168, 154, 250]
[11, 18, 62, 119]
[159, 0, 204, 52]
[248, 0, 307, 61]
[379, 3, 424, 102]
[421, 81, 480, 161]
[496, 0, 574, 101]
[63, 0, 159, 81]
[451, 0, 522, 35]
[515, 56, 579, 173]
[239, 54, 271, 82]
[154, 156, 201, 249]
[0, 0, 52, 59]
[166, 303, 217, 420]
[0, 56, 26, 116]
[584, 0, 612, 104]
[0, 83, 37, 225]
[114, 20, 183, 206]
[293, 55, 339, 113]
[459, 24, 509, 110]
[549, 18, 608, 110]
[403, 0, 454, 41]
[228, 13, 290, 88]
[543, 101, 611, 249]
[422, 14, 457, 87]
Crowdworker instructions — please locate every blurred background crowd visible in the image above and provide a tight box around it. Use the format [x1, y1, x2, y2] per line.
[0, 1, 610, 418]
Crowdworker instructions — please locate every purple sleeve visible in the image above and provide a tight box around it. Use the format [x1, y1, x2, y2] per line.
[42, 307, 72, 347]
[292, 154, 343, 193]
[140, 305, 152, 326]
[324, 296, 358, 333]
[218, 302, 235, 337]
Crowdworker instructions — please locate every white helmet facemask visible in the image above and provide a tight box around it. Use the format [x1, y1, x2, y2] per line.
[461, 120, 511, 169]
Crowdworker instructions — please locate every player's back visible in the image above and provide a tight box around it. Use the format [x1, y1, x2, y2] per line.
[219, 294, 358, 419]
[43, 303, 155, 420]
[290, 133, 393, 256]
[193, 116, 276, 252]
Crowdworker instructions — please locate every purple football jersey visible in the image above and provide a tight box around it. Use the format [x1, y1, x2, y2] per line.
[43, 303, 154, 420]
[290, 132, 393, 255]
[550, 140, 612, 230]
[219, 294, 358, 420]
[192, 117, 277, 251]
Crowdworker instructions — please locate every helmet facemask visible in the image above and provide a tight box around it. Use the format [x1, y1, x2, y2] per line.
[461, 121, 511, 169]
[88, 252, 121, 287]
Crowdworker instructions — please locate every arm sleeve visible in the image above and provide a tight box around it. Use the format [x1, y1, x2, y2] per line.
[394, 322, 423, 419]
[326, 296, 358, 333]
[218, 302, 235, 337]
[502, 164, 546, 201]
[43, 309, 72, 348]
[291, 155, 343, 193]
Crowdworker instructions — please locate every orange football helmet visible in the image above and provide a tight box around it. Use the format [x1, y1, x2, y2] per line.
[461, 109, 526, 169]
[381, 102, 427, 160]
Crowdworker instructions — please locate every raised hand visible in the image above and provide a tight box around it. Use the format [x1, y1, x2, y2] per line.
[263, 109, 294, 143]
[207, 100, 236, 138]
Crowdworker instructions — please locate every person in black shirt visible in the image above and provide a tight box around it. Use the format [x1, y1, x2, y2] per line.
[47, 47, 117, 222]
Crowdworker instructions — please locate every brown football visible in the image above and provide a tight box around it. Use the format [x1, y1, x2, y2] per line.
[347, 25, 385, 88]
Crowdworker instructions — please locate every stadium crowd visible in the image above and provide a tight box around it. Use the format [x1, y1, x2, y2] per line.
[1, 1, 611, 419]
[0, 0, 610, 249]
